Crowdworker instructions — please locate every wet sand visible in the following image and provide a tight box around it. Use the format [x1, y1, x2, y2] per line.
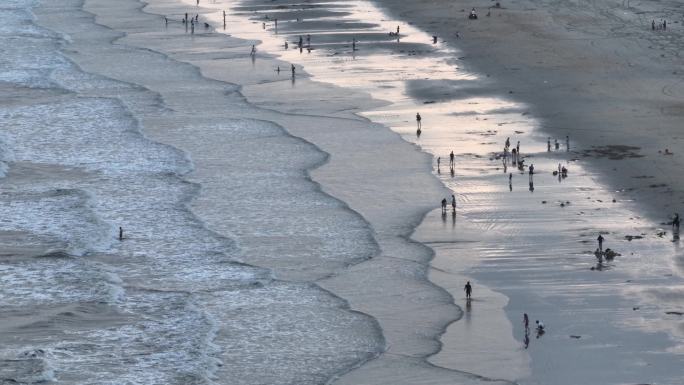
[194, 0, 684, 383]
[372, 0, 684, 221]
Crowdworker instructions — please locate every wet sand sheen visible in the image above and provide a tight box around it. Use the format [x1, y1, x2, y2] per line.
[194, 0, 684, 383]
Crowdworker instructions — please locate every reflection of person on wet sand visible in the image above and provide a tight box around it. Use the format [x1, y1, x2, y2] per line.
[464, 281, 472, 299]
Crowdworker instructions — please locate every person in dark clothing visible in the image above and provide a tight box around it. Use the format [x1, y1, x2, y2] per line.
[464, 281, 472, 299]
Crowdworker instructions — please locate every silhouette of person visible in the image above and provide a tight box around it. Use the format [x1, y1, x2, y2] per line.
[673, 213, 680, 229]
[464, 281, 472, 299]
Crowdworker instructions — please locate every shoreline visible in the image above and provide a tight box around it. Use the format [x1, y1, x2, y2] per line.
[32, 0, 498, 383]
[29, 0, 386, 382]
[210, 0, 684, 383]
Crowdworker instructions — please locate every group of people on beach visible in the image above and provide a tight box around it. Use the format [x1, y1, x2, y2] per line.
[441, 194, 457, 215]
[436, 149, 456, 178]
[651, 19, 667, 30]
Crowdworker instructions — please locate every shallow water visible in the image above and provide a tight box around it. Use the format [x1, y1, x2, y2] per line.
[1, 0, 382, 383]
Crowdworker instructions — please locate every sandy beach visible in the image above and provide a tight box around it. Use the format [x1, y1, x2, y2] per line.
[1, 0, 683, 383]
[374, 0, 684, 220]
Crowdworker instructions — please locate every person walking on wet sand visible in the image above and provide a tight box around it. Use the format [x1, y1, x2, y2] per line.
[250, 45, 256, 56]
[441, 198, 448, 214]
[597, 234, 604, 252]
[416, 113, 422, 130]
[437, 157, 441, 171]
[528, 163, 534, 181]
[523, 313, 529, 331]
[119, 227, 124, 241]
[449, 151, 455, 167]
[673, 213, 680, 230]
[547, 137, 551, 151]
[451, 194, 456, 213]
[291, 64, 296, 78]
[464, 281, 472, 299]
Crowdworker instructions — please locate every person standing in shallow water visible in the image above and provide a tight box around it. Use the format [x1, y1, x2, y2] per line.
[416, 113, 422, 130]
[119, 227, 124, 241]
[523, 313, 529, 331]
[464, 281, 472, 299]
[597, 234, 604, 252]
[449, 151, 455, 167]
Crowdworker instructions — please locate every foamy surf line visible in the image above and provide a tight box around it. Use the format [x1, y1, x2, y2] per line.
[178, 0, 684, 383]
[4, 0, 384, 384]
[84, 0, 514, 384]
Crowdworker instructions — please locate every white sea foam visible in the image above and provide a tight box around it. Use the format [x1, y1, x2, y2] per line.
[1, 1, 382, 384]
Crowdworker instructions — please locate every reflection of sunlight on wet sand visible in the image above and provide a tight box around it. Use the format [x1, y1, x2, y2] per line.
[184, 0, 684, 381]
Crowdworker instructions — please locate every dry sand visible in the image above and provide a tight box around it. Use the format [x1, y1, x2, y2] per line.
[373, 0, 684, 221]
